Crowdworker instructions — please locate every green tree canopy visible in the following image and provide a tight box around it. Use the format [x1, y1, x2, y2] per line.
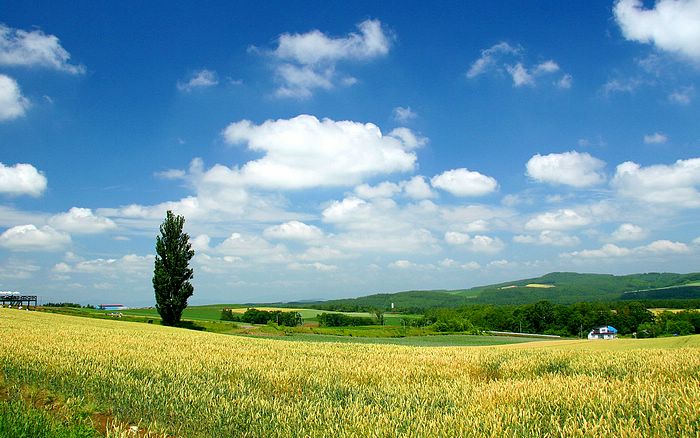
[153, 210, 194, 326]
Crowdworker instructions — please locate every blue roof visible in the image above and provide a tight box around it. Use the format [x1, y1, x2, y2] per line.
[607, 326, 618, 333]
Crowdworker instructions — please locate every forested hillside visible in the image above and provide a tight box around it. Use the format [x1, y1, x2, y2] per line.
[297, 272, 700, 311]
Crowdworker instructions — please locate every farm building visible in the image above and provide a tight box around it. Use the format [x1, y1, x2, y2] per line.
[588, 326, 618, 340]
[98, 304, 126, 310]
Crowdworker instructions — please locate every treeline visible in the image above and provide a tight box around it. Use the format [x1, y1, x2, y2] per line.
[422, 301, 700, 337]
[44, 302, 95, 309]
[220, 308, 302, 327]
[638, 310, 700, 337]
[316, 313, 378, 327]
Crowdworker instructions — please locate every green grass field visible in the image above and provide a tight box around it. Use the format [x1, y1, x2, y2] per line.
[69, 304, 421, 326]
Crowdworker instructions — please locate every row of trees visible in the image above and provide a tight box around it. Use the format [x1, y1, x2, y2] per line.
[421, 301, 700, 337]
[221, 308, 303, 327]
[44, 302, 95, 309]
[316, 313, 379, 327]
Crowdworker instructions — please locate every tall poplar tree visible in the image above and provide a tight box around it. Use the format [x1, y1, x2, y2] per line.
[153, 210, 194, 326]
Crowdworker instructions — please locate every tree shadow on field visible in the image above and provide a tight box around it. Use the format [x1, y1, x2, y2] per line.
[176, 320, 206, 331]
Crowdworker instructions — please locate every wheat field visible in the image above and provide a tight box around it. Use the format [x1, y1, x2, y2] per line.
[1, 308, 699, 437]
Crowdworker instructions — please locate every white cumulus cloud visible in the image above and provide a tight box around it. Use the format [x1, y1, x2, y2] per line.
[48, 208, 117, 234]
[0, 75, 30, 121]
[388, 259, 416, 269]
[506, 63, 535, 87]
[526, 151, 606, 187]
[444, 231, 504, 253]
[263, 221, 323, 241]
[612, 158, 700, 207]
[0, 224, 70, 251]
[288, 262, 337, 272]
[431, 168, 498, 197]
[563, 239, 689, 259]
[269, 19, 391, 98]
[526, 209, 592, 230]
[612, 223, 647, 241]
[0, 162, 47, 196]
[401, 176, 435, 199]
[513, 230, 580, 246]
[354, 181, 401, 199]
[614, 0, 700, 62]
[0, 24, 84, 73]
[222, 115, 418, 189]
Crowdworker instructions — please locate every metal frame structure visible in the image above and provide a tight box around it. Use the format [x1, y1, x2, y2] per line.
[0, 295, 38, 307]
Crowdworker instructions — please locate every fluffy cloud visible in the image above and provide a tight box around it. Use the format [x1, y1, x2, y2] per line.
[513, 230, 580, 246]
[273, 65, 334, 98]
[643, 132, 668, 144]
[269, 19, 391, 97]
[223, 115, 418, 189]
[48, 208, 117, 234]
[68, 254, 154, 278]
[393, 106, 417, 122]
[263, 221, 323, 241]
[444, 231, 504, 253]
[612, 223, 647, 241]
[439, 258, 481, 270]
[213, 232, 289, 263]
[274, 19, 390, 64]
[388, 259, 415, 269]
[506, 63, 534, 87]
[612, 158, 700, 207]
[431, 168, 498, 197]
[525, 209, 591, 230]
[0, 24, 84, 73]
[0, 162, 47, 196]
[563, 239, 689, 259]
[614, 0, 700, 61]
[0, 75, 30, 121]
[177, 69, 218, 92]
[401, 176, 435, 199]
[354, 182, 401, 199]
[190, 234, 211, 252]
[288, 262, 337, 272]
[526, 151, 606, 187]
[0, 224, 70, 251]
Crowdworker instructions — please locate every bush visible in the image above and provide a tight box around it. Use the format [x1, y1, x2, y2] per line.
[220, 308, 302, 327]
[220, 309, 241, 322]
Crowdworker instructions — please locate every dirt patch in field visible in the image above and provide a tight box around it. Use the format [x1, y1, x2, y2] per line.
[0, 383, 171, 437]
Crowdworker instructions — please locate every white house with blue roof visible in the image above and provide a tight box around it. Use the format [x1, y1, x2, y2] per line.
[588, 326, 618, 340]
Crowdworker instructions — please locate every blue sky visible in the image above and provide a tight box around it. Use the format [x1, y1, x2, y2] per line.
[1, 1, 699, 305]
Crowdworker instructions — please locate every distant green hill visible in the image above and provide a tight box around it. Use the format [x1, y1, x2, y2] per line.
[304, 289, 479, 312]
[462, 272, 700, 305]
[296, 272, 700, 311]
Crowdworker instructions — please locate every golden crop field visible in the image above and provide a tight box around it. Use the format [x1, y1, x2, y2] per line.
[1, 308, 699, 437]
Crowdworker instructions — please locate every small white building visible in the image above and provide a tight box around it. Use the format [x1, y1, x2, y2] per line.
[588, 325, 618, 340]
[98, 304, 126, 311]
